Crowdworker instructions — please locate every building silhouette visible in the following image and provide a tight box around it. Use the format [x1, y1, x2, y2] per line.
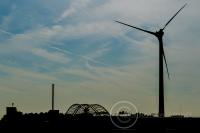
[0, 84, 200, 132]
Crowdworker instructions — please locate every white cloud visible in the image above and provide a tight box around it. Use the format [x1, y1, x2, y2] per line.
[31, 48, 70, 64]
[53, 21, 124, 39]
[0, 64, 57, 81]
[85, 42, 111, 60]
[56, 0, 91, 22]
[0, 26, 72, 65]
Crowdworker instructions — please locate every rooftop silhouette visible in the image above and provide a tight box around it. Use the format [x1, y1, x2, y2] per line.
[1, 104, 200, 132]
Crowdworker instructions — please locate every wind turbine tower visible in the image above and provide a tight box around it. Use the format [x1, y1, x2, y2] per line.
[115, 3, 187, 117]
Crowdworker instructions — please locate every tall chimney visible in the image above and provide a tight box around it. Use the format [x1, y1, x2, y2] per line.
[52, 84, 54, 110]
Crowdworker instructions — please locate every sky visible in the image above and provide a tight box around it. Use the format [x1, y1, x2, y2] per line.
[0, 0, 200, 118]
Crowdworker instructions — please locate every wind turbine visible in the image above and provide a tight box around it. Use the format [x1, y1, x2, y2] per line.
[115, 3, 187, 117]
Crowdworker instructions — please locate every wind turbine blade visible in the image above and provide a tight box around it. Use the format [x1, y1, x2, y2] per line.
[115, 20, 155, 35]
[163, 3, 187, 30]
[162, 46, 170, 79]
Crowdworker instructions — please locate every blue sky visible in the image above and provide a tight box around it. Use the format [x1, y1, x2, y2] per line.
[0, 0, 200, 118]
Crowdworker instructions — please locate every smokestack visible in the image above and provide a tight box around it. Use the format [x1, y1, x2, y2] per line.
[52, 84, 54, 110]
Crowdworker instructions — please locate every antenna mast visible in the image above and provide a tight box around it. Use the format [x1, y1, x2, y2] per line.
[52, 84, 55, 110]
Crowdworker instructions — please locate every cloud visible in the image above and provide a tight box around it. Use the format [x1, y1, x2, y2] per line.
[31, 48, 70, 64]
[0, 28, 13, 35]
[0, 64, 57, 81]
[56, 0, 91, 22]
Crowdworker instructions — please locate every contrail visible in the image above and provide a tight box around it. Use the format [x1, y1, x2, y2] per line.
[0, 25, 151, 95]
[49, 46, 108, 67]
[0, 28, 14, 36]
[0, 27, 109, 67]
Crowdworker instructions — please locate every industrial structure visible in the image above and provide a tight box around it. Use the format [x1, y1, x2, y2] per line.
[66, 104, 110, 116]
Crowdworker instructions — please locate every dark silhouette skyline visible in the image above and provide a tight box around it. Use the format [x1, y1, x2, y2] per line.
[0, 1, 199, 119]
[1, 103, 200, 132]
[0, 83, 199, 131]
